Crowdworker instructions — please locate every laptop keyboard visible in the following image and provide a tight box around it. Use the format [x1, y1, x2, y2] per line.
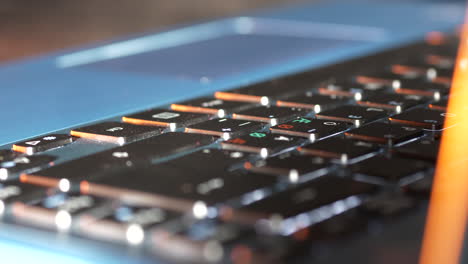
[0, 34, 458, 263]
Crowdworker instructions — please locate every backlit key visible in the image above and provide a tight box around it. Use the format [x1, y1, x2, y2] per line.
[270, 118, 348, 141]
[13, 134, 73, 155]
[71, 122, 161, 145]
[123, 109, 211, 131]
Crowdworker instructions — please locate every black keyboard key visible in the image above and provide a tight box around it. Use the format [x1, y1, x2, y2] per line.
[214, 79, 304, 105]
[221, 132, 303, 157]
[40, 193, 103, 216]
[185, 118, 264, 140]
[22, 133, 215, 189]
[355, 73, 403, 88]
[276, 93, 346, 112]
[316, 105, 387, 126]
[394, 79, 449, 97]
[244, 176, 376, 219]
[298, 137, 377, 162]
[0, 150, 19, 162]
[270, 118, 347, 141]
[79, 204, 179, 245]
[100, 205, 178, 228]
[317, 80, 371, 98]
[393, 62, 453, 83]
[395, 138, 440, 162]
[123, 109, 211, 131]
[244, 152, 329, 181]
[351, 155, 429, 182]
[12, 193, 104, 232]
[0, 182, 50, 206]
[426, 54, 454, 69]
[431, 68, 453, 85]
[71, 122, 161, 145]
[363, 193, 416, 216]
[232, 106, 304, 126]
[1, 155, 55, 181]
[83, 165, 277, 210]
[391, 63, 434, 79]
[389, 108, 456, 130]
[163, 149, 251, 172]
[12, 134, 73, 155]
[357, 93, 426, 112]
[171, 97, 252, 117]
[403, 176, 433, 196]
[345, 122, 423, 144]
[429, 98, 448, 111]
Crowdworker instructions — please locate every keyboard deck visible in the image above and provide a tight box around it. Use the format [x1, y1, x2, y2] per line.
[0, 33, 458, 263]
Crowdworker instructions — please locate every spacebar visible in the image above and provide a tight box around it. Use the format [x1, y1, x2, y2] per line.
[21, 132, 215, 189]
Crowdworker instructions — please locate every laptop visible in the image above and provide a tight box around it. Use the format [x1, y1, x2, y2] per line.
[0, 0, 466, 263]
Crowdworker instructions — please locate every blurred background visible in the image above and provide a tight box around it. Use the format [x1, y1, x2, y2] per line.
[0, 0, 306, 63]
[0, 0, 463, 63]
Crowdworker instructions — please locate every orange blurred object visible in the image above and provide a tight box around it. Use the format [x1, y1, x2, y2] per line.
[419, 25, 468, 264]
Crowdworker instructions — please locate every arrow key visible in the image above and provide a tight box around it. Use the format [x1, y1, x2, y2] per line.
[13, 134, 73, 155]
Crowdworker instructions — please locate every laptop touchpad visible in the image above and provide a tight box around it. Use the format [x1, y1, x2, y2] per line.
[82, 34, 359, 80]
[64, 17, 383, 81]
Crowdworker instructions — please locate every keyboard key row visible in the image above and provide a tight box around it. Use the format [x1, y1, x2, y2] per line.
[71, 121, 161, 145]
[12, 134, 73, 155]
[122, 109, 212, 131]
[20, 133, 215, 189]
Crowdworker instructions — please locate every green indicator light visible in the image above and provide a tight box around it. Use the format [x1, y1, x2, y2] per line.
[292, 117, 312, 123]
[249, 132, 266, 138]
